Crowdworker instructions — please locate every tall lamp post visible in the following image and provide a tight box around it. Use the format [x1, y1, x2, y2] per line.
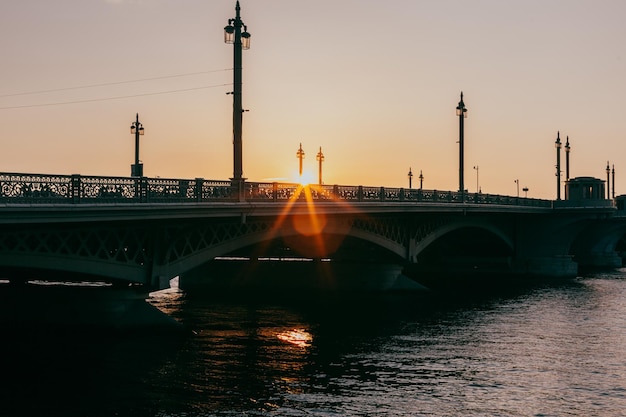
[408, 167, 413, 189]
[224, 1, 251, 199]
[612, 164, 615, 199]
[296, 143, 305, 178]
[130, 113, 145, 177]
[456, 92, 468, 202]
[555, 131, 562, 200]
[606, 161, 611, 200]
[419, 170, 424, 190]
[565, 136, 570, 199]
[514, 179, 519, 197]
[473, 165, 479, 193]
[316, 147, 324, 185]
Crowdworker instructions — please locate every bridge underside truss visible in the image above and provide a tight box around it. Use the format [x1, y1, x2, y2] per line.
[0, 212, 521, 290]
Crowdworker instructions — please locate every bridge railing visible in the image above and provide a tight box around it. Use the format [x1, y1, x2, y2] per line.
[0, 172, 552, 208]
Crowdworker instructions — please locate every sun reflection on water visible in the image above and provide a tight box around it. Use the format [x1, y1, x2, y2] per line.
[276, 328, 313, 348]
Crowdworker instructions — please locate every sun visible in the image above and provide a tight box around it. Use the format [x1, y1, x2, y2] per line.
[291, 169, 316, 186]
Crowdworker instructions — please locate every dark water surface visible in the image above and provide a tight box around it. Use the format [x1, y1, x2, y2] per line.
[2, 271, 626, 416]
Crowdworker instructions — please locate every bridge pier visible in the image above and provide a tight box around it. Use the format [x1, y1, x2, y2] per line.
[574, 252, 623, 269]
[511, 255, 578, 278]
[179, 259, 427, 293]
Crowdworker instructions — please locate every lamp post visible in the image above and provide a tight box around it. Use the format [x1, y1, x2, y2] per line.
[555, 131, 562, 200]
[224, 1, 251, 198]
[473, 165, 479, 193]
[564, 136, 570, 199]
[456, 92, 468, 202]
[564, 136, 570, 181]
[419, 170, 424, 190]
[514, 179, 519, 197]
[606, 161, 611, 199]
[296, 143, 305, 178]
[612, 164, 615, 199]
[316, 147, 324, 185]
[408, 167, 413, 189]
[130, 113, 145, 177]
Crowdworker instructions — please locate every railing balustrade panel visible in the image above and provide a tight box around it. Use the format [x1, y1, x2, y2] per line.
[0, 173, 72, 203]
[80, 176, 138, 202]
[0, 172, 555, 208]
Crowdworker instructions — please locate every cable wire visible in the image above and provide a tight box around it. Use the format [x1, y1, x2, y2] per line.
[0, 83, 233, 110]
[0, 69, 232, 98]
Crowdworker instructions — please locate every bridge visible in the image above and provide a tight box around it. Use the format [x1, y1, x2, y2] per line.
[0, 171, 624, 327]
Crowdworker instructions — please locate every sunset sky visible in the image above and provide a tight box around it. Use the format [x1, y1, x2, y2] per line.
[1, 0, 625, 199]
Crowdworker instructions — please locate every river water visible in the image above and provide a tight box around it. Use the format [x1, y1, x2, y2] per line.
[1, 270, 626, 416]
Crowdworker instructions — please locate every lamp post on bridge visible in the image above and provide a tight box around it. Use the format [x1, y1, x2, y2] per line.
[456, 92, 468, 202]
[607, 161, 611, 200]
[514, 179, 519, 197]
[473, 165, 479, 193]
[130, 113, 145, 177]
[224, 1, 251, 200]
[408, 167, 413, 189]
[564, 136, 570, 180]
[316, 147, 324, 185]
[555, 131, 562, 200]
[296, 143, 305, 178]
[419, 170, 424, 190]
[612, 164, 615, 199]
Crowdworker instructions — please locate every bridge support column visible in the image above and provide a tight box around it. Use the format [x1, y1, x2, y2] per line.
[511, 255, 578, 278]
[575, 252, 623, 269]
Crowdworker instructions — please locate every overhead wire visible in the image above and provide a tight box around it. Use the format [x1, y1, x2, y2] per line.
[0, 69, 232, 98]
[0, 83, 233, 110]
[0, 68, 234, 110]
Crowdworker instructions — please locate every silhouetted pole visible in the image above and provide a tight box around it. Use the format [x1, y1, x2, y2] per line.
[514, 179, 519, 197]
[419, 170, 424, 190]
[130, 113, 144, 177]
[296, 143, 305, 178]
[555, 131, 562, 200]
[612, 164, 615, 199]
[224, 1, 251, 199]
[407, 167, 413, 189]
[564, 136, 570, 181]
[523, 187, 529, 198]
[316, 147, 324, 185]
[564, 136, 570, 200]
[606, 161, 611, 199]
[456, 92, 468, 202]
[473, 165, 479, 193]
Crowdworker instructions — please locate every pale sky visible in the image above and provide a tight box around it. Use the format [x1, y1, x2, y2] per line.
[1, 0, 625, 199]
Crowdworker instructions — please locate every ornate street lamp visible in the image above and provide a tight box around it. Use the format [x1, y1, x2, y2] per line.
[555, 131, 562, 200]
[419, 170, 424, 190]
[296, 143, 305, 177]
[564, 136, 570, 199]
[607, 161, 611, 199]
[316, 147, 325, 185]
[456, 92, 468, 202]
[612, 164, 615, 199]
[408, 167, 413, 189]
[473, 165, 479, 193]
[564, 136, 570, 181]
[225, 1, 251, 198]
[130, 113, 145, 177]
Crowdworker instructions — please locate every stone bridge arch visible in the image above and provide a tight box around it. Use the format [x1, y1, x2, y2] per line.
[409, 217, 515, 262]
[569, 219, 626, 268]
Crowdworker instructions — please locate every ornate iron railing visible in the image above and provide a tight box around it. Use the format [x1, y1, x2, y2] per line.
[0, 172, 553, 207]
